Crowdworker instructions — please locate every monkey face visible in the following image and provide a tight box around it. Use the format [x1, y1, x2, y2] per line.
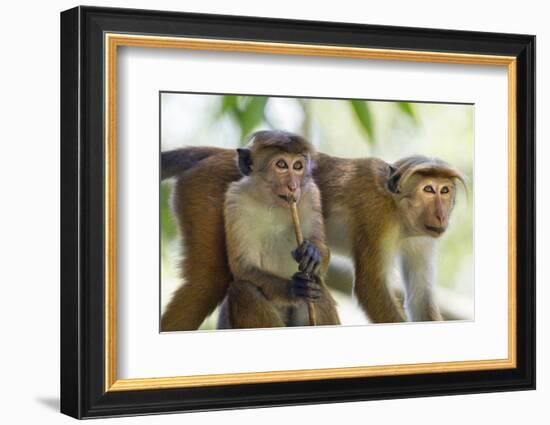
[236, 131, 315, 209]
[267, 153, 308, 208]
[398, 175, 456, 238]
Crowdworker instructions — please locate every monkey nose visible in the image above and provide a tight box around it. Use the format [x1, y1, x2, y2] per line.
[287, 183, 297, 192]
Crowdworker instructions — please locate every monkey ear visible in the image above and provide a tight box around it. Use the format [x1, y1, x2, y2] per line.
[236, 148, 253, 176]
[387, 165, 401, 194]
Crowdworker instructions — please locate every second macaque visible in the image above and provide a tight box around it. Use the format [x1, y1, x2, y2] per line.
[217, 131, 340, 329]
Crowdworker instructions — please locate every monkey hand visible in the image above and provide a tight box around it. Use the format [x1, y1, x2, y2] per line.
[290, 271, 321, 302]
[291, 240, 321, 275]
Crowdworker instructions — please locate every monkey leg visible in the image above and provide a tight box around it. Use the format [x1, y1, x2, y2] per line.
[354, 250, 407, 323]
[161, 165, 235, 332]
[225, 280, 285, 329]
[161, 248, 230, 331]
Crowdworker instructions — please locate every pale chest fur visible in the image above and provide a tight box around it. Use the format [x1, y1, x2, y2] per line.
[227, 191, 316, 280]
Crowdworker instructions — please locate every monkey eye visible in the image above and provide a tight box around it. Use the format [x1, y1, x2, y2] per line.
[275, 159, 288, 169]
[423, 185, 435, 194]
[293, 161, 303, 171]
[441, 186, 450, 194]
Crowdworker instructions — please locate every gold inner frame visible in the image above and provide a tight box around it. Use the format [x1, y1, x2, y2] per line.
[104, 33, 517, 392]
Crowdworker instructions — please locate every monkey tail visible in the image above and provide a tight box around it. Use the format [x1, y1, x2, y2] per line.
[161, 147, 227, 180]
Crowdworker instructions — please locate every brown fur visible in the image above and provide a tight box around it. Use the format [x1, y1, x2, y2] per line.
[314, 154, 406, 322]
[219, 280, 339, 329]
[160, 150, 240, 331]
[161, 146, 464, 330]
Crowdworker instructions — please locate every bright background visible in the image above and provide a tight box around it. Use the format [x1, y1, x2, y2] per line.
[0, 1, 545, 424]
[161, 93, 474, 328]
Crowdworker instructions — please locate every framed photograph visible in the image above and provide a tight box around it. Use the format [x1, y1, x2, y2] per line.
[60, 6, 535, 419]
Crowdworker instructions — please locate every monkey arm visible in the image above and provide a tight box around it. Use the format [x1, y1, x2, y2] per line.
[290, 271, 322, 302]
[354, 264, 406, 323]
[294, 182, 330, 277]
[298, 211, 330, 277]
[236, 267, 295, 305]
[353, 241, 407, 323]
[291, 239, 328, 277]
[307, 237, 330, 276]
[235, 266, 321, 305]
[399, 238, 443, 321]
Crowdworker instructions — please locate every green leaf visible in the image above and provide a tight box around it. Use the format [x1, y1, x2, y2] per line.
[238, 97, 268, 138]
[350, 100, 374, 143]
[160, 181, 178, 241]
[220, 95, 238, 114]
[397, 102, 416, 121]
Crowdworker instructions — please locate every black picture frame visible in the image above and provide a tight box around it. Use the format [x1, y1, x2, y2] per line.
[60, 5, 535, 419]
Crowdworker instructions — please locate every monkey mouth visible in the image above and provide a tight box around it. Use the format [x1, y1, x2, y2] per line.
[425, 225, 445, 235]
[278, 194, 299, 204]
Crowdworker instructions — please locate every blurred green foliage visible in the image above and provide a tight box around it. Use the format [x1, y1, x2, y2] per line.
[160, 181, 177, 262]
[220, 95, 269, 142]
[350, 100, 375, 142]
[218, 95, 416, 145]
[397, 102, 417, 121]
[160, 181, 177, 240]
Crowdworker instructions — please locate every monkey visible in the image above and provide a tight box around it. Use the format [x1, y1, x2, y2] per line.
[316, 154, 466, 322]
[160, 133, 466, 331]
[215, 131, 340, 329]
[387, 156, 467, 321]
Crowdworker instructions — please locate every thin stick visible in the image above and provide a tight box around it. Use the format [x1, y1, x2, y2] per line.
[289, 199, 317, 326]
